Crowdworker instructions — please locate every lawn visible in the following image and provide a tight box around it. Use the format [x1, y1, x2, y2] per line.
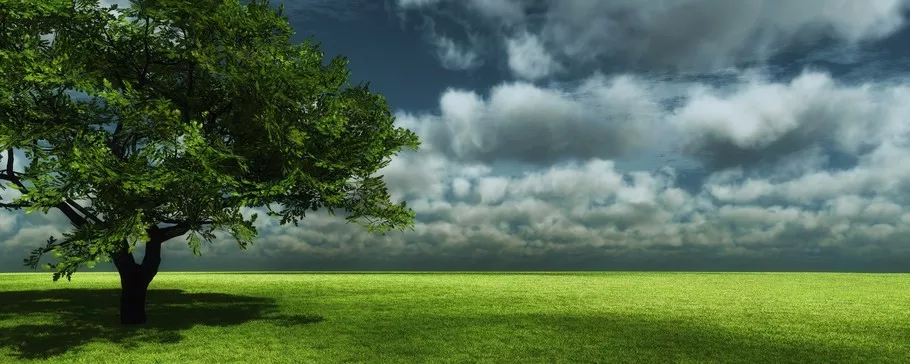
[0, 272, 907, 363]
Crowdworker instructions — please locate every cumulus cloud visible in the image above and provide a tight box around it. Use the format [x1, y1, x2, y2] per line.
[505, 32, 560, 80]
[674, 71, 910, 169]
[324, 67, 910, 269]
[127, 147, 910, 270]
[0, 214, 15, 235]
[398, 0, 910, 73]
[430, 35, 483, 71]
[402, 73, 662, 165]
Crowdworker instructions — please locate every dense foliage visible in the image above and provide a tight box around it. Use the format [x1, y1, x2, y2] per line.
[0, 0, 419, 281]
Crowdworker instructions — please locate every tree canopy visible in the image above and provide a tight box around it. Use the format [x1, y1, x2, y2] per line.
[0, 0, 420, 281]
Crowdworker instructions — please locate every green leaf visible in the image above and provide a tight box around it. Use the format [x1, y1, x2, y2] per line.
[187, 231, 203, 256]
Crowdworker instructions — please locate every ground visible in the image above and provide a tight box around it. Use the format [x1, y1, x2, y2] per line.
[0, 272, 907, 363]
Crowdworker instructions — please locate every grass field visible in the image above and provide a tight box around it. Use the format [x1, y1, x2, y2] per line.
[0, 272, 908, 363]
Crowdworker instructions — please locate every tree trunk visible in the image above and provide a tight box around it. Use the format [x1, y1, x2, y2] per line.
[112, 239, 163, 325]
[119, 267, 153, 324]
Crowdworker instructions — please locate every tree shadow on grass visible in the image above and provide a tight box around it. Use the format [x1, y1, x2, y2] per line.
[0, 288, 324, 360]
[358, 312, 909, 364]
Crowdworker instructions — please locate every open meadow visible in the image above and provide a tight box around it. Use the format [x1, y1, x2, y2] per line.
[0, 272, 908, 363]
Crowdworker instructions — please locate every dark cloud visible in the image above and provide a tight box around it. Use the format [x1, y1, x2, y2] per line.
[397, 0, 910, 76]
[279, 0, 379, 21]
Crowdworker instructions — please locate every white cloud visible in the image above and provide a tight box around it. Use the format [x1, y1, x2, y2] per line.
[235, 150, 910, 262]
[476, 176, 510, 204]
[542, 0, 910, 69]
[99, 0, 130, 8]
[405, 73, 662, 164]
[399, 0, 910, 72]
[0, 214, 15, 235]
[381, 151, 451, 201]
[505, 32, 560, 80]
[450, 178, 471, 198]
[674, 71, 910, 168]
[431, 35, 483, 71]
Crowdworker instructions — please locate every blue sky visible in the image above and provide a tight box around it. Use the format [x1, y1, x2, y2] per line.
[3, 0, 910, 272]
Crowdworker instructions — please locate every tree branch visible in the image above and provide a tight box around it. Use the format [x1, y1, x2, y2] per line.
[63, 198, 103, 225]
[183, 61, 195, 125]
[160, 218, 214, 225]
[152, 223, 191, 241]
[152, 59, 183, 66]
[2, 151, 132, 269]
[0, 168, 29, 192]
[111, 243, 138, 273]
[141, 239, 162, 272]
[107, 121, 126, 161]
[56, 201, 90, 228]
[0, 152, 100, 229]
[4, 148, 12, 175]
[138, 9, 152, 88]
[208, 101, 233, 125]
[0, 202, 32, 210]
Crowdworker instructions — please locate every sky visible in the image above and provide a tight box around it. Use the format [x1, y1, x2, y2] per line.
[3, 0, 910, 272]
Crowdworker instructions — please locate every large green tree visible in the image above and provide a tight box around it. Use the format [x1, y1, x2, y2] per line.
[0, 0, 419, 324]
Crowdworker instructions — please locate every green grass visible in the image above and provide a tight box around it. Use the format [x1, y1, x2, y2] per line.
[0, 272, 908, 363]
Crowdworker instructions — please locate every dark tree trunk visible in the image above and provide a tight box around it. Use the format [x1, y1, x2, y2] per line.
[112, 239, 163, 325]
[118, 267, 153, 324]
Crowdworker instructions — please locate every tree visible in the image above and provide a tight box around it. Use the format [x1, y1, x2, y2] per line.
[0, 0, 419, 324]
